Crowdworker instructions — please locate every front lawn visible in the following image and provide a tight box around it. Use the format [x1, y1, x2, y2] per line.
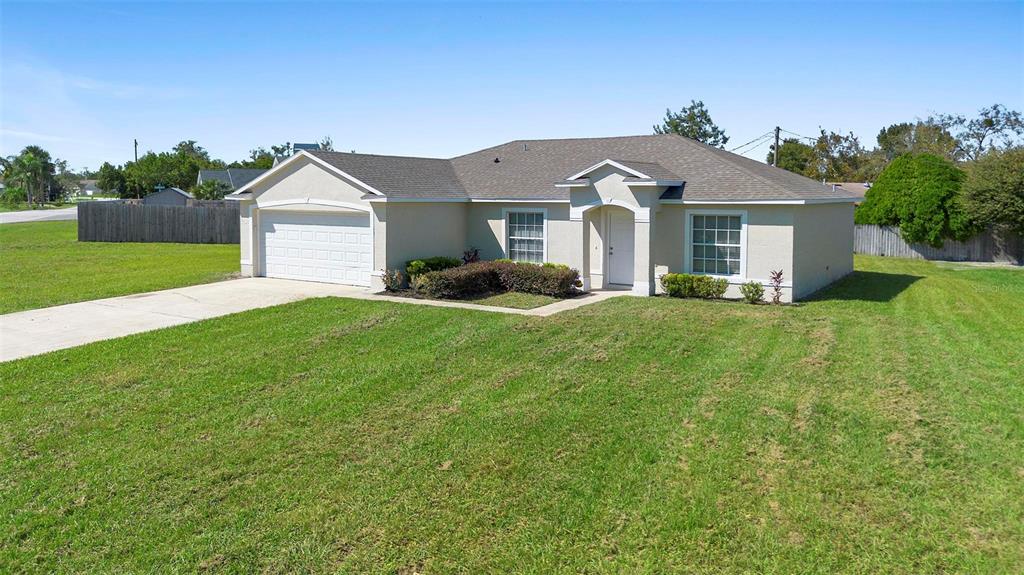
[1, 257, 1022, 573]
[0, 221, 239, 313]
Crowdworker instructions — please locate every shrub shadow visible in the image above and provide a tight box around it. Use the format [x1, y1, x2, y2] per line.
[808, 271, 922, 303]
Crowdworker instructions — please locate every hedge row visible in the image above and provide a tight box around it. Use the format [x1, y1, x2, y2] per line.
[421, 261, 581, 299]
[660, 273, 729, 299]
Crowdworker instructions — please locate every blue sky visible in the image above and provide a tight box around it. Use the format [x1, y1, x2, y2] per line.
[2, 1, 1022, 170]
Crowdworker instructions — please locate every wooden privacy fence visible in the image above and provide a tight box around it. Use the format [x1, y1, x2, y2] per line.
[78, 201, 240, 244]
[854, 225, 1022, 265]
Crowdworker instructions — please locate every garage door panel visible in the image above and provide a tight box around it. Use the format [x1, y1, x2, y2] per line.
[259, 211, 372, 286]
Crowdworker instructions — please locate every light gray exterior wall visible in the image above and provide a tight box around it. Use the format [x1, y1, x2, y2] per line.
[792, 202, 855, 299]
[380, 202, 468, 271]
[466, 203, 573, 264]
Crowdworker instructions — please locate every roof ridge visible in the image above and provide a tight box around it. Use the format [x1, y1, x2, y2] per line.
[309, 150, 448, 162]
[449, 134, 671, 159]
[666, 134, 791, 194]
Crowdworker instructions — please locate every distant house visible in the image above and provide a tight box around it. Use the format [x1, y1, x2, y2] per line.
[77, 180, 102, 196]
[197, 168, 268, 192]
[830, 182, 870, 204]
[143, 187, 193, 206]
[272, 143, 324, 166]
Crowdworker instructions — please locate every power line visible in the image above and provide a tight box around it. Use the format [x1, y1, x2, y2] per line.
[728, 131, 774, 153]
[779, 128, 818, 142]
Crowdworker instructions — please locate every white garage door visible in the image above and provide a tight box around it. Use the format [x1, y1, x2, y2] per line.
[259, 211, 372, 286]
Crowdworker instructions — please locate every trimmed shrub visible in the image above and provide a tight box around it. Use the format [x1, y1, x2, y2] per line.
[406, 256, 461, 277]
[661, 273, 729, 299]
[420, 261, 580, 299]
[542, 262, 569, 271]
[497, 262, 580, 296]
[739, 281, 764, 304]
[406, 256, 462, 291]
[700, 277, 729, 299]
[661, 273, 697, 298]
[421, 262, 503, 299]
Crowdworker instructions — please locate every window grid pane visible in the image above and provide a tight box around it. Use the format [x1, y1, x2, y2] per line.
[691, 214, 741, 276]
[509, 212, 545, 263]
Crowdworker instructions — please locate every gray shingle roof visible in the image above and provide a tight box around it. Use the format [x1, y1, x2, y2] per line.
[199, 168, 268, 191]
[608, 160, 681, 180]
[308, 151, 465, 199]
[298, 134, 859, 202]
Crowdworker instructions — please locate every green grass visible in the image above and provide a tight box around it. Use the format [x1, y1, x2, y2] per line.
[466, 291, 559, 309]
[0, 221, 239, 313]
[1, 256, 1022, 573]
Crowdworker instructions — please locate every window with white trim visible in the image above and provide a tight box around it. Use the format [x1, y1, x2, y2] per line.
[691, 214, 742, 275]
[507, 211, 545, 263]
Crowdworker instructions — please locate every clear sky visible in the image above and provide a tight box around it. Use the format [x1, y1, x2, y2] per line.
[2, 1, 1022, 171]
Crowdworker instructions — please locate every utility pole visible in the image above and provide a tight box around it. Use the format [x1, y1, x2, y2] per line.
[773, 126, 780, 167]
[134, 139, 138, 162]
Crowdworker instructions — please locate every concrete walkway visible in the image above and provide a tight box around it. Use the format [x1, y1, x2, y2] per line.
[0, 206, 78, 224]
[0, 278, 624, 362]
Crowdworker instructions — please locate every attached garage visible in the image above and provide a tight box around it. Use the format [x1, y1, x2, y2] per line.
[259, 211, 372, 286]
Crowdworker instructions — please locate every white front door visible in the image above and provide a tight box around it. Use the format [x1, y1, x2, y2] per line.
[608, 209, 635, 286]
[259, 210, 373, 286]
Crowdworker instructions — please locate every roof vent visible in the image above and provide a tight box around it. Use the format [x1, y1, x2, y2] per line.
[494, 157, 500, 163]
[523, 143, 528, 151]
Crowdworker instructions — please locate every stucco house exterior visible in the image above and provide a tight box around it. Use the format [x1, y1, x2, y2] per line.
[226, 134, 858, 302]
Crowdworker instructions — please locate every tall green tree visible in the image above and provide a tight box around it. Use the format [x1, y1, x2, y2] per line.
[933, 104, 1024, 161]
[96, 162, 126, 196]
[653, 100, 729, 147]
[855, 153, 977, 247]
[807, 130, 872, 182]
[876, 121, 959, 161]
[961, 148, 1024, 235]
[766, 138, 814, 175]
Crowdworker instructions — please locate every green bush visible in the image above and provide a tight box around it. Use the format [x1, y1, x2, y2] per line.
[739, 281, 764, 304]
[696, 276, 729, 296]
[406, 256, 462, 290]
[406, 256, 461, 277]
[855, 153, 978, 247]
[498, 262, 581, 296]
[421, 261, 580, 299]
[542, 262, 569, 271]
[660, 274, 729, 299]
[421, 262, 504, 299]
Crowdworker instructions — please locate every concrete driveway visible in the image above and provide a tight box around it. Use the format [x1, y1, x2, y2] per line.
[0, 206, 78, 224]
[0, 278, 371, 362]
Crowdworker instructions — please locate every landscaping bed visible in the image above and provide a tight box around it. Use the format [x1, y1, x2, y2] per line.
[381, 255, 582, 309]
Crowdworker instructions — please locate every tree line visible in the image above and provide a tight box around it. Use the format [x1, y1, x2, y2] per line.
[1, 136, 334, 207]
[655, 102, 1024, 246]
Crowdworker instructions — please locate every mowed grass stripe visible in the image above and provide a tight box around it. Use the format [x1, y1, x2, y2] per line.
[1, 256, 1022, 573]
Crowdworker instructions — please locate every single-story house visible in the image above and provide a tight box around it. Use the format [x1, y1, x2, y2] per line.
[226, 134, 859, 301]
[197, 168, 268, 191]
[143, 187, 193, 206]
[77, 179, 101, 197]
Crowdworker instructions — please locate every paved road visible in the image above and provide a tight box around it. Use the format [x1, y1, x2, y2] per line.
[0, 206, 78, 224]
[0, 278, 620, 362]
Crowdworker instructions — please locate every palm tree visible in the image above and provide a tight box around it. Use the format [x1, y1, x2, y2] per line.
[14, 151, 44, 208]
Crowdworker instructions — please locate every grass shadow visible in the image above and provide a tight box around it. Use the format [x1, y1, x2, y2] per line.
[808, 271, 922, 303]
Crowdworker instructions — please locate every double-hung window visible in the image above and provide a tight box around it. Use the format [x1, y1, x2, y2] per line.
[690, 213, 742, 276]
[506, 211, 545, 263]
